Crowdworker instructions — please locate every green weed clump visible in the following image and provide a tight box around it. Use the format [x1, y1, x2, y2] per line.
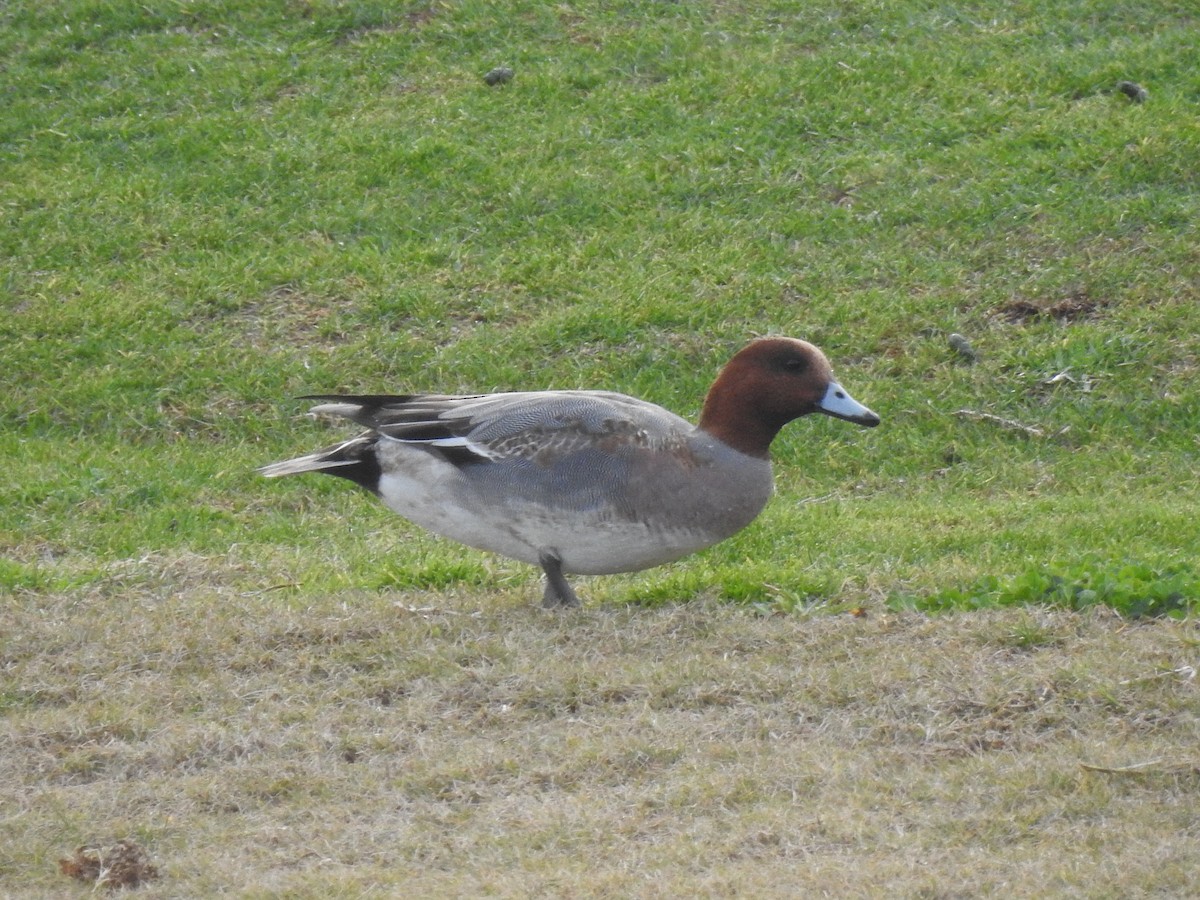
[897, 559, 1199, 619]
[0, 558, 77, 594]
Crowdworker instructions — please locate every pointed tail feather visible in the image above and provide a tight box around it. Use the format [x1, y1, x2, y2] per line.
[258, 452, 360, 478]
[259, 435, 382, 493]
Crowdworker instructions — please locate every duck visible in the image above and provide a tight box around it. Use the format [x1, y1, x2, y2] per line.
[260, 337, 880, 607]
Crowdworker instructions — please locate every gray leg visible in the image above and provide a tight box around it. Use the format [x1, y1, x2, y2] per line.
[539, 551, 581, 609]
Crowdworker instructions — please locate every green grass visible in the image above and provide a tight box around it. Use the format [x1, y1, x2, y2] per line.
[3, 0, 1200, 894]
[896, 557, 1200, 618]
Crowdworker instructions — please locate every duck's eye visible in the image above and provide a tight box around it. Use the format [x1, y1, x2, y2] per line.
[780, 356, 808, 373]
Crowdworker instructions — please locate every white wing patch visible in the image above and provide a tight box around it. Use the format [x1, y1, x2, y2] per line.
[379, 432, 504, 461]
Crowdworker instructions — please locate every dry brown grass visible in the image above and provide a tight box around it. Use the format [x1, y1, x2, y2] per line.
[3, 560, 1198, 897]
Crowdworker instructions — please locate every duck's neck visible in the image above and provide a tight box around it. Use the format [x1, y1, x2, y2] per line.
[697, 386, 783, 459]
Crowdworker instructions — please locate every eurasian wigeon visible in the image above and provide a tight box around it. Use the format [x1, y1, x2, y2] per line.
[261, 337, 879, 607]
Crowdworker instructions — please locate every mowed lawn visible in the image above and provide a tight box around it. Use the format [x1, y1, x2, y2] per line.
[2, 1, 1198, 895]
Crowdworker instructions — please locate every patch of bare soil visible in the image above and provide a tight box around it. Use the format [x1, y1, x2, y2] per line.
[998, 289, 1110, 323]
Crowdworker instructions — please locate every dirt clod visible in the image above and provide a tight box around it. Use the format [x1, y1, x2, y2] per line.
[59, 839, 160, 891]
